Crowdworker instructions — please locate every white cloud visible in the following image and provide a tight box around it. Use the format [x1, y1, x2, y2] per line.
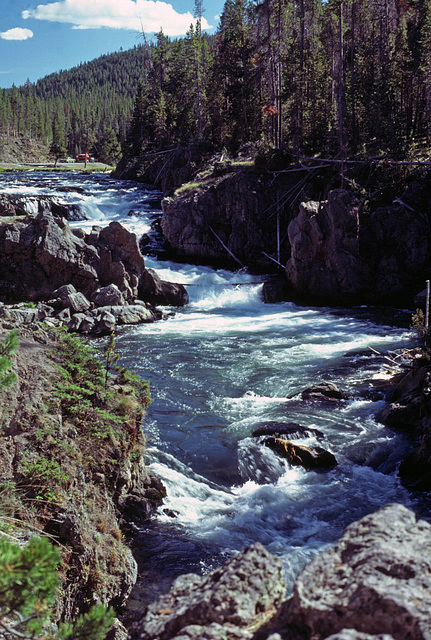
[0, 27, 34, 41]
[22, 0, 211, 36]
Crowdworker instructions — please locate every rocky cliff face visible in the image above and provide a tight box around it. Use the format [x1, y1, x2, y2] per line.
[376, 353, 431, 491]
[285, 186, 431, 304]
[161, 168, 291, 272]
[159, 161, 431, 304]
[130, 503, 431, 640]
[0, 322, 165, 636]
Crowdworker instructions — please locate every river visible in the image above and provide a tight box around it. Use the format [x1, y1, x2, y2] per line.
[0, 170, 418, 607]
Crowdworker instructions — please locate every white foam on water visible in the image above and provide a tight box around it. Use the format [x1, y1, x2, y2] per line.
[148, 445, 411, 590]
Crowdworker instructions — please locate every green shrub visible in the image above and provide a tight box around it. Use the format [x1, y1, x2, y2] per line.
[0, 535, 59, 636]
[0, 536, 114, 639]
[19, 456, 70, 501]
[0, 329, 19, 391]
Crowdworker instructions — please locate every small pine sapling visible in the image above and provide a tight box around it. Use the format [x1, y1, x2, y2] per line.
[0, 329, 19, 392]
[104, 331, 120, 391]
[0, 536, 114, 639]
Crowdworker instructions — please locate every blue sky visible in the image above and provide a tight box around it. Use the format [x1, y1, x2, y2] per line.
[0, 0, 223, 89]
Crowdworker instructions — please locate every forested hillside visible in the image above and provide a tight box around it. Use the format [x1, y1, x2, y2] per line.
[1, 0, 431, 163]
[0, 45, 150, 163]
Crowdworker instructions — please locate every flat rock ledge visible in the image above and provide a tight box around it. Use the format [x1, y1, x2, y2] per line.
[0, 284, 159, 335]
[129, 504, 431, 640]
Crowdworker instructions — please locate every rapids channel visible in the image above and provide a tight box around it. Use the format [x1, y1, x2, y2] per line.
[0, 171, 419, 608]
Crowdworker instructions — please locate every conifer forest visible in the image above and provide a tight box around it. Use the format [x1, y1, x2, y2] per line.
[1, 0, 431, 162]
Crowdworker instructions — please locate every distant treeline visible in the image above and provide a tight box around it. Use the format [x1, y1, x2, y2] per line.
[2, 0, 431, 163]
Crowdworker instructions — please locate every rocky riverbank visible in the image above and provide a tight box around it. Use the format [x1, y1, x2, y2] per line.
[0, 197, 188, 334]
[124, 148, 431, 306]
[376, 347, 431, 492]
[129, 503, 431, 640]
[0, 321, 165, 638]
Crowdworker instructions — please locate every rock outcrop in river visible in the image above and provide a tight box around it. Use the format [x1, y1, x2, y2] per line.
[285, 187, 430, 304]
[130, 503, 431, 640]
[161, 167, 290, 272]
[0, 206, 188, 332]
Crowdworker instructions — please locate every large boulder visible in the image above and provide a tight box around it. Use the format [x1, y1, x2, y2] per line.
[285, 188, 431, 304]
[91, 284, 125, 307]
[285, 190, 365, 302]
[1, 212, 98, 300]
[130, 543, 285, 640]
[0, 212, 187, 312]
[53, 284, 91, 313]
[0, 194, 27, 217]
[286, 503, 431, 640]
[139, 269, 189, 306]
[129, 504, 431, 640]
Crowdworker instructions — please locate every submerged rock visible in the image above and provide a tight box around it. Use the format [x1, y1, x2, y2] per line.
[300, 381, 347, 402]
[264, 437, 337, 470]
[252, 422, 324, 440]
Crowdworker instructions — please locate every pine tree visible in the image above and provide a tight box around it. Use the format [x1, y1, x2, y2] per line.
[210, 0, 255, 149]
[0, 536, 115, 639]
[49, 114, 67, 166]
[98, 126, 121, 165]
[421, 0, 431, 142]
[126, 79, 146, 155]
